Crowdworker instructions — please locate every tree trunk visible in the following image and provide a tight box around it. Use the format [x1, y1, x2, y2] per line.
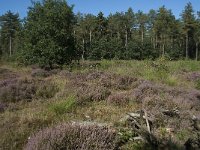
[89, 30, 92, 43]
[162, 43, 165, 56]
[196, 42, 199, 61]
[156, 35, 158, 48]
[186, 33, 189, 59]
[73, 30, 76, 36]
[161, 35, 165, 56]
[73, 30, 76, 42]
[125, 30, 128, 49]
[171, 37, 173, 50]
[117, 32, 120, 39]
[82, 38, 85, 60]
[9, 35, 12, 57]
[153, 36, 156, 49]
[141, 30, 144, 44]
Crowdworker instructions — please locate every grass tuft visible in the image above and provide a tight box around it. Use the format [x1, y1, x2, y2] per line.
[49, 96, 76, 115]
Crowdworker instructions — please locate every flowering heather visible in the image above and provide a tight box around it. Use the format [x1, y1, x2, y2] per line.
[59, 70, 72, 77]
[186, 72, 200, 81]
[0, 103, 8, 112]
[76, 84, 111, 104]
[0, 78, 37, 102]
[107, 92, 130, 106]
[113, 76, 137, 90]
[130, 79, 200, 135]
[0, 78, 58, 102]
[132, 80, 200, 107]
[0, 68, 18, 80]
[24, 123, 118, 150]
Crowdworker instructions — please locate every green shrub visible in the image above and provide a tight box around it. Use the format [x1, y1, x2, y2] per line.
[49, 96, 76, 115]
[19, 0, 75, 68]
[176, 130, 190, 141]
[165, 76, 178, 86]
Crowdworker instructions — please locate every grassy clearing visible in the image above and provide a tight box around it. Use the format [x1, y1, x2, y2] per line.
[98, 59, 200, 88]
[1, 60, 200, 149]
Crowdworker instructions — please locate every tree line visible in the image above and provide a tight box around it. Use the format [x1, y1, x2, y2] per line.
[0, 0, 200, 68]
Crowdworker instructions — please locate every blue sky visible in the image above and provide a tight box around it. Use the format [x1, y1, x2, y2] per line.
[0, 0, 200, 19]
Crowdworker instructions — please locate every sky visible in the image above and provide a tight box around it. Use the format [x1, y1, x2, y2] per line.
[0, 0, 200, 19]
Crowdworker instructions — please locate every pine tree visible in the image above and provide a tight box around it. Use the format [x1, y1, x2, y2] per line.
[154, 6, 176, 56]
[194, 12, 200, 60]
[136, 10, 148, 43]
[181, 2, 196, 59]
[0, 11, 21, 57]
[96, 12, 107, 38]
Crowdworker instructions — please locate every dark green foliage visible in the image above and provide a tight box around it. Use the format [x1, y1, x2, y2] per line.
[19, 0, 76, 68]
[73, 3, 200, 61]
[126, 40, 158, 60]
[88, 38, 106, 60]
[1, 2, 200, 62]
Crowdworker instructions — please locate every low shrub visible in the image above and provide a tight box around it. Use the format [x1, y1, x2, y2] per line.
[0, 78, 58, 103]
[126, 79, 200, 146]
[36, 81, 58, 99]
[31, 69, 51, 78]
[24, 123, 118, 150]
[114, 76, 136, 90]
[0, 103, 8, 112]
[107, 92, 130, 106]
[0, 78, 37, 102]
[186, 72, 200, 81]
[195, 79, 200, 90]
[76, 84, 111, 104]
[85, 72, 137, 90]
[59, 70, 72, 77]
[49, 69, 61, 75]
[0, 68, 18, 80]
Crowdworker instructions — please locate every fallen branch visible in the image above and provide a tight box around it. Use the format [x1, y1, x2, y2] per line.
[144, 109, 151, 133]
[127, 112, 154, 122]
[133, 136, 144, 141]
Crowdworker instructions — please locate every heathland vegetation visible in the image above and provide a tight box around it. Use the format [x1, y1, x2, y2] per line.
[1, 60, 200, 149]
[1, 0, 200, 149]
